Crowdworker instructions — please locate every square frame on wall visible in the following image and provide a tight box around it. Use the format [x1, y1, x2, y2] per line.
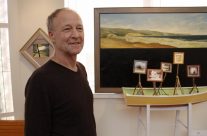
[20, 28, 54, 68]
[94, 7, 207, 93]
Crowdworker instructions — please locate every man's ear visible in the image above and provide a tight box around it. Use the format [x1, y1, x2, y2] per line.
[48, 31, 53, 38]
[48, 32, 55, 42]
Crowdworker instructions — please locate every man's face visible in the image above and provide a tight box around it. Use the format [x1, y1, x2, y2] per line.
[49, 10, 84, 56]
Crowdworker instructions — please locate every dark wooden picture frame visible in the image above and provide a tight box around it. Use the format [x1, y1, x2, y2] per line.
[94, 7, 207, 93]
[187, 65, 200, 77]
[161, 62, 172, 73]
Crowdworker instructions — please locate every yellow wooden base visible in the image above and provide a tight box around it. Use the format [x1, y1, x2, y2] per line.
[122, 87, 207, 106]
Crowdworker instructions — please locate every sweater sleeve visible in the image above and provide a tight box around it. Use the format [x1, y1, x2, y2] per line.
[24, 72, 52, 136]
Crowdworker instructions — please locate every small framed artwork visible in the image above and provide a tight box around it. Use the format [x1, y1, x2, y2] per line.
[133, 60, 148, 74]
[173, 52, 184, 64]
[20, 28, 54, 68]
[147, 69, 163, 82]
[161, 62, 172, 73]
[187, 65, 200, 77]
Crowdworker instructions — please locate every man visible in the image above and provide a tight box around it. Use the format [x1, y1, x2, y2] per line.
[24, 8, 97, 136]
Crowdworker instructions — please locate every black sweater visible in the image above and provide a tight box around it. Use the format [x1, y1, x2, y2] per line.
[25, 60, 96, 136]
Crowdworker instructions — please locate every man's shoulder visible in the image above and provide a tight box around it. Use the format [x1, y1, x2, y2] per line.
[29, 60, 53, 79]
[77, 61, 85, 70]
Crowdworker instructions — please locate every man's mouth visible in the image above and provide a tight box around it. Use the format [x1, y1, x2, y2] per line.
[69, 42, 81, 44]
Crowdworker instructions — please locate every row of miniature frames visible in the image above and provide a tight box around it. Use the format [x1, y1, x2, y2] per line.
[133, 52, 200, 82]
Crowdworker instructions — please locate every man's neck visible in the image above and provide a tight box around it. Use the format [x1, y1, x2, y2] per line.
[51, 55, 78, 72]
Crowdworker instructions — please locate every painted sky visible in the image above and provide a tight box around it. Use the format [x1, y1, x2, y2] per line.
[100, 13, 207, 35]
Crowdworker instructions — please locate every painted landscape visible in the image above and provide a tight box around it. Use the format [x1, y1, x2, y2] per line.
[100, 13, 207, 48]
[100, 27, 207, 48]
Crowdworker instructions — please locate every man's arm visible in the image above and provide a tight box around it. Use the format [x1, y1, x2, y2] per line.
[24, 74, 51, 136]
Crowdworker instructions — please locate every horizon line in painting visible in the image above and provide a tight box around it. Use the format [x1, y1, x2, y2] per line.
[100, 13, 207, 49]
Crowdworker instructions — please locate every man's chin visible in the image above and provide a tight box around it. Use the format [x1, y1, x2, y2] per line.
[70, 50, 82, 56]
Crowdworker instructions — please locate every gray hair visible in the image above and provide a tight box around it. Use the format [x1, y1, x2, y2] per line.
[47, 8, 78, 32]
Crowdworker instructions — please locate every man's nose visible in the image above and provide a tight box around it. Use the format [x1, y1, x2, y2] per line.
[71, 29, 79, 37]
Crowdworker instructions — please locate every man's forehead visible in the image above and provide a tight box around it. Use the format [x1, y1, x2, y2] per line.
[56, 9, 79, 18]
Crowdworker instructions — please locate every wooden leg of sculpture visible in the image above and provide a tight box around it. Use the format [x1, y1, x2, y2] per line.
[189, 78, 199, 94]
[153, 82, 158, 95]
[133, 74, 144, 95]
[158, 72, 168, 95]
[173, 64, 184, 95]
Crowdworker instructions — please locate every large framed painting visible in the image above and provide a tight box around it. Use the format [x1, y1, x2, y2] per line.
[94, 7, 207, 93]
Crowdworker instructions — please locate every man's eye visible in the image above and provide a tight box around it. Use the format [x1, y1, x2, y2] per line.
[64, 28, 72, 31]
[77, 27, 83, 31]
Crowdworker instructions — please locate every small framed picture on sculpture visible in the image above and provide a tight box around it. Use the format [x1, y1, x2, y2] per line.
[133, 60, 148, 74]
[20, 28, 55, 68]
[173, 52, 184, 64]
[161, 62, 172, 73]
[187, 65, 200, 77]
[147, 69, 163, 82]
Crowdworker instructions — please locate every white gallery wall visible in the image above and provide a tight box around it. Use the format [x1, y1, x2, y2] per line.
[8, 0, 207, 136]
[8, 0, 64, 119]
